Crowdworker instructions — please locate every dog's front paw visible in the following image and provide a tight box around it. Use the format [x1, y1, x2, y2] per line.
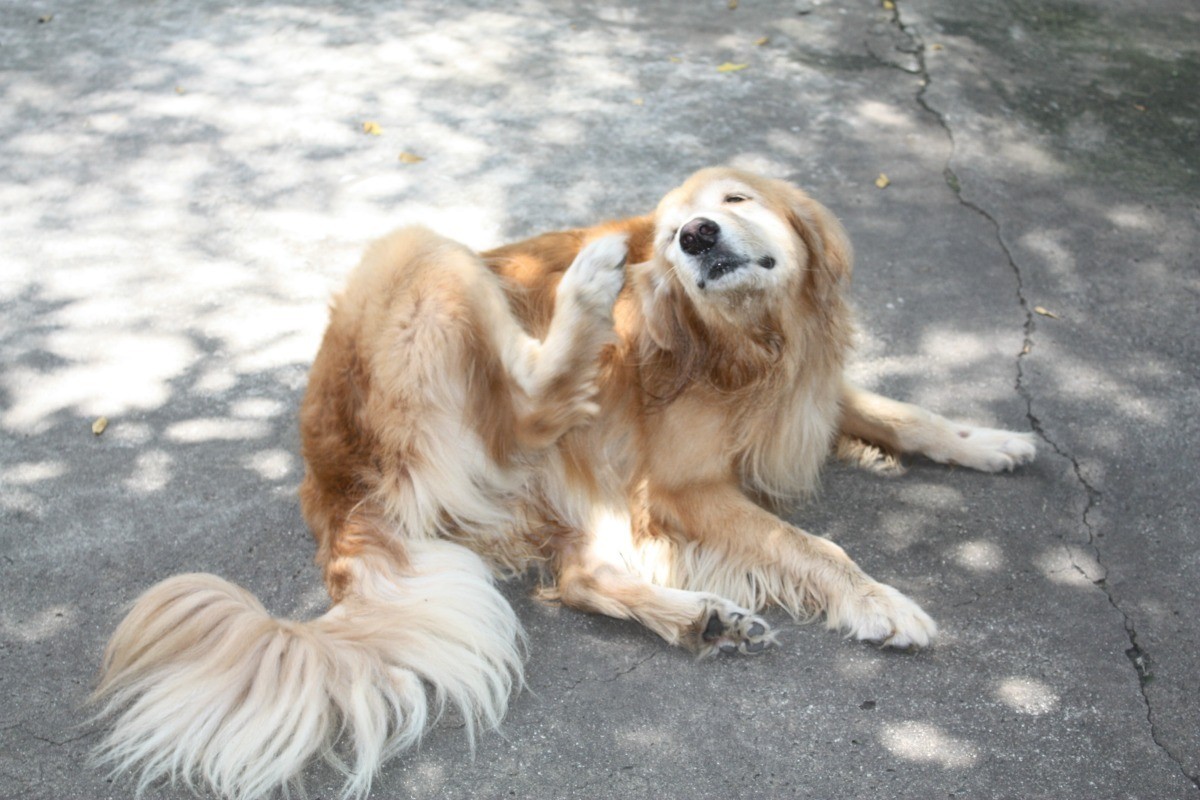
[689, 598, 777, 657]
[834, 582, 937, 650]
[943, 427, 1037, 472]
[559, 234, 628, 315]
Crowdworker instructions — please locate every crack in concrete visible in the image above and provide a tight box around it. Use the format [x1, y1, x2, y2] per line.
[564, 649, 657, 691]
[600, 650, 656, 682]
[884, 3, 1199, 791]
[18, 723, 101, 748]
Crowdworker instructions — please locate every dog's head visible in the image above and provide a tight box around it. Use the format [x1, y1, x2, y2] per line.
[636, 167, 853, 354]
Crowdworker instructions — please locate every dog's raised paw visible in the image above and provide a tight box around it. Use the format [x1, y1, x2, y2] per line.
[559, 234, 628, 314]
[693, 599, 776, 657]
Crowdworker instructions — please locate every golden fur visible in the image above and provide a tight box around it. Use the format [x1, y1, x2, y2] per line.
[93, 167, 1036, 800]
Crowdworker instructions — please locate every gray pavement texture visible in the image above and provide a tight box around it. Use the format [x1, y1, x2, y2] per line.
[1, 0, 1197, 798]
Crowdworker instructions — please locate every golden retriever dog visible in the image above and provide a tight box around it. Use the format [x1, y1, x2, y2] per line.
[93, 167, 1036, 799]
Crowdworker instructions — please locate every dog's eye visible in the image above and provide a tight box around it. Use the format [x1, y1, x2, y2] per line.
[724, 194, 749, 204]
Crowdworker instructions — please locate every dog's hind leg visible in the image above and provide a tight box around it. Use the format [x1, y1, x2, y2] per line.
[495, 234, 629, 449]
[839, 380, 1037, 473]
[546, 513, 775, 657]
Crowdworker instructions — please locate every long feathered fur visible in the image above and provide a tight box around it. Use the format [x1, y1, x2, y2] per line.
[92, 538, 522, 800]
[94, 167, 1035, 799]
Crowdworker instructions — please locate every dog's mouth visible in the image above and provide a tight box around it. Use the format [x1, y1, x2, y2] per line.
[694, 251, 775, 290]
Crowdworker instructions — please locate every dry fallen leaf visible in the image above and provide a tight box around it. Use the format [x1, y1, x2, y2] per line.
[1034, 306, 1059, 319]
[92, 417, 109, 436]
[717, 62, 749, 73]
[398, 152, 425, 164]
[754, 36, 770, 46]
[728, 0, 738, 8]
[669, 56, 682, 63]
[1133, 103, 1147, 112]
[362, 121, 383, 136]
[174, 86, 186, 95]
[883, 0, 895, 9]
[632, 97, 645, 106]
[930, 43, 945, 51]
[875, 173, 891, 189]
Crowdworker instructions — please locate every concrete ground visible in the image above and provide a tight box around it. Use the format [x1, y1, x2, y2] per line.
[2, 0, 1197, 797]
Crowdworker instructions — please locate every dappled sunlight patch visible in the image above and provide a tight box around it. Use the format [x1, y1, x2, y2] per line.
[298, 583, 334, 616]
[995, 676, 1059, 715]
[1018, 228, 1075, 279]
[124, 450, 173, 495]
[1033, 545, 1103, 587]
[617, 723, 678, 750]
[833, 649, 886, 681]
[165, 417, 270, 443]
[1, 460, 67, 485]
[2, 0, 632, 440]
[1127, 256, 1174, 285]
[730, 151, 796, 178]
[951, 540, 1005, 572]
[919, 329, 1005, 367]
[0, 604, 73, 643]
[0, 486, 45, 519]
[854, 99, 916, 130]
[1027, 350, 1166, 424]
[199, 303, 325, 374]
[317, 185, 508, 251]
[1110, 393, 1166, 425]
[104, 420, 155, 446]
[233, 329, 326, 374]
[773, 17, 847, 58]
[996, 139, 1068, 177]
[243, 449, 296, 482]
[534, 117, 586, 146]
[231, 397, 286, 419]
[849, 328, 1019, 419]
[1105, 204, 1165, 231]
[879, 720, 979, 768]
[763, 130, 822, 161]
[896, 482, 963, 509]
[876, 508, 933, 551]
[1, 332, 197, 434]
[193, 366, 239, 396]
[202, 302, 316, 353]
[402, 761, 451, 797]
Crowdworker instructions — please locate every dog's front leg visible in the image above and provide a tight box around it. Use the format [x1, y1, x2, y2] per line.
[839, 380, 1037, 472]
[652, 482, 937, 649]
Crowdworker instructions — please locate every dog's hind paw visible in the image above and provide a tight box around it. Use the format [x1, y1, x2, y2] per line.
[690, 598, 776, 657]
[559, 234, 628, 315]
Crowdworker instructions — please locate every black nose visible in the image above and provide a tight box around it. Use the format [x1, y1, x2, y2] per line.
[679, 218, 720, 255]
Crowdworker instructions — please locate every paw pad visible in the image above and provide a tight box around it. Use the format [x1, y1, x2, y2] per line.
[695, 601, 776, 657]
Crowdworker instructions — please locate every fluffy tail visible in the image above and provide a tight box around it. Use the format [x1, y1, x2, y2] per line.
[91, 539, 523, 800]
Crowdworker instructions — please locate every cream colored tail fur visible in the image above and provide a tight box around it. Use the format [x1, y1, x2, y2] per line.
[92, 539, 523, 800]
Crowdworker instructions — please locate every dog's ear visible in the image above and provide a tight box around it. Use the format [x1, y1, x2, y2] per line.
[787, 189, 853, 299]
[632, 260, 708, 404]
[634, 262, 680, 352]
